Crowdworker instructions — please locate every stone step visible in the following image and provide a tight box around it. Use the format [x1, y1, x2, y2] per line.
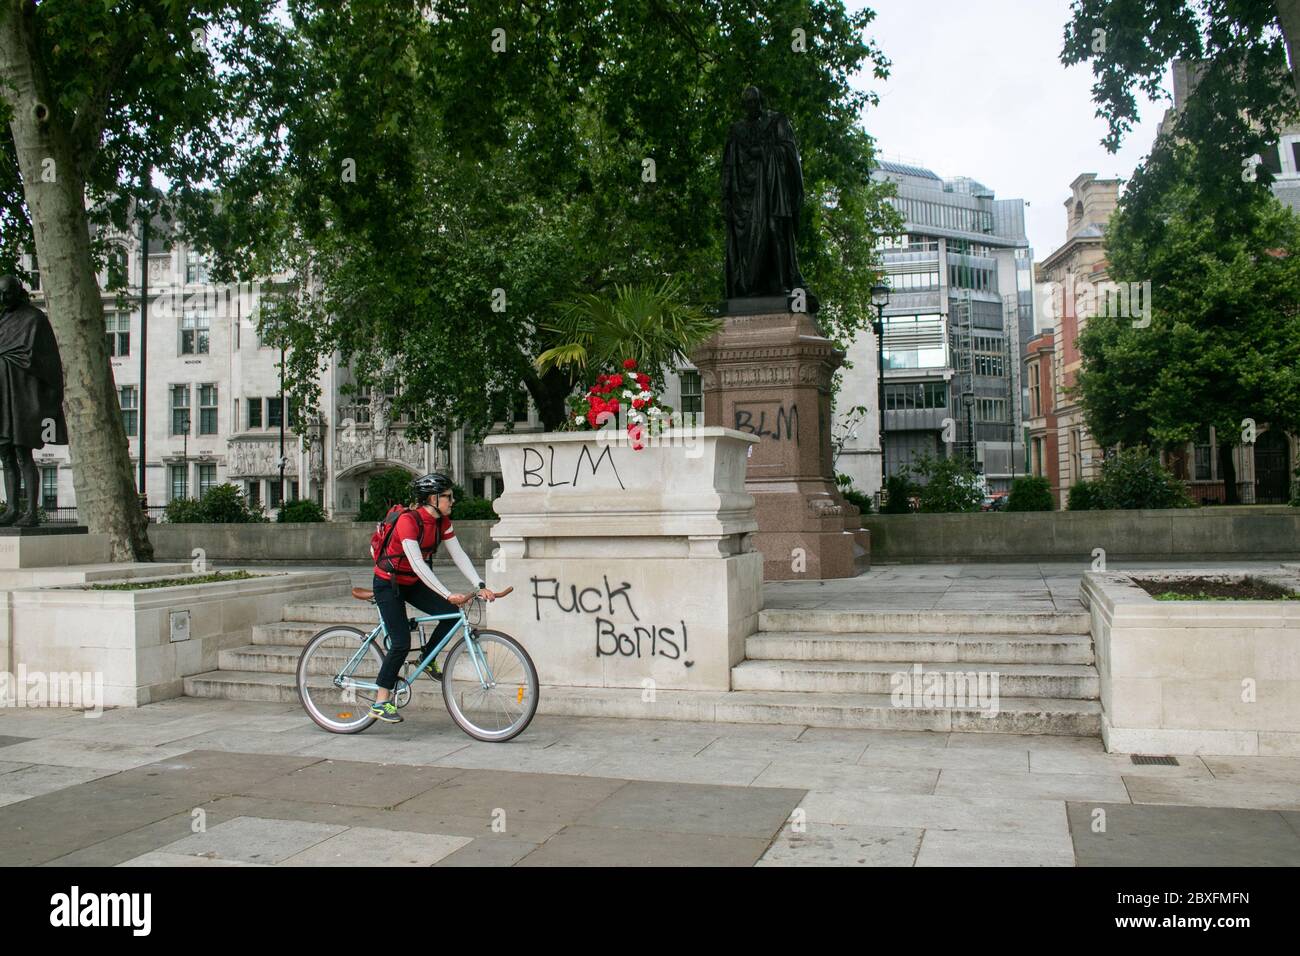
[759, 607, 1091, 635]
[221, 643, 444, 675]
[183, 672, 1101, 735]
[253, 621, 378, 647]
[731, 659, 1099, 699]
[281, 600, 376, 624]
[746, 631, 1095, 665]
[538, 687, 1101, 735]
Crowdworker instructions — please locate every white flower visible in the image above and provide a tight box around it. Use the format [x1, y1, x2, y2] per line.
[622, 389, 634, 398]
[630, 412, 644, 423]
[648, 407, 662, 417]
[638, 390, 651, 401]
[574, 415, 584, 424]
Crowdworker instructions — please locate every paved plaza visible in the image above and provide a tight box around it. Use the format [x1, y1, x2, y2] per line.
[2, 561, 1297, 867]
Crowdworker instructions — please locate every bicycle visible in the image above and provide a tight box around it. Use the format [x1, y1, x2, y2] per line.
[295, 584, 538, 742]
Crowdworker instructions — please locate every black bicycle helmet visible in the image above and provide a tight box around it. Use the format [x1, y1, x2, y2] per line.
[410, 472, 453, 503]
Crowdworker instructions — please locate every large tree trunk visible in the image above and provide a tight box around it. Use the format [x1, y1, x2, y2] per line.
[1276, 1, 1300, 106]
[524, 365, 576, 431]
[0, 0, 152, 560]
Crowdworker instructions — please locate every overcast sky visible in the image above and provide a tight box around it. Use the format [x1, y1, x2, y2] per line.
[850, 0, 1171, 259]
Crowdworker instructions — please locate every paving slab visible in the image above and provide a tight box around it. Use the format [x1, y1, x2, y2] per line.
[0, 737, 194, 771]
[0, 735, 33, 749]
[751, 760, 937, 794]
[915, 827, 1076, 866]
[277, 825, 472, 866]
[93, 749, 325, 798]
[1066, 803, 1300, 866]
[148, 815, 347, 864]
[393, 768, 628, 829]
[802, 790, 1071, 837]
[516, 825, 771, 867]
[859, 745, 1029, 773]
[756, 822, 922, 866]
[579, 752, 773, 786]
[577, 779, 802, 839]
[1122, 775, 1300, 812]
[934, 768, 1131, 803]
[434, 836, 541, 867]
[237, 758, 460, 809]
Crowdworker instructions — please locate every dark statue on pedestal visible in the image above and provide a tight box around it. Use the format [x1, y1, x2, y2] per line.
[0, 275, 69, 527]
[722, 86, 810, 304]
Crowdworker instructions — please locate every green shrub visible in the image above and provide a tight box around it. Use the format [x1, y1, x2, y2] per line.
[357, 468, 417, 521]
[909, 453, 983, 514]
[1067, 479, 1102, 511]
[842, 489, 873, 514]
[163, 484, 265, 523]
[1006, 475, 1054, 512]
[1094, 447, 1194, 510]
[452, 496, 497, 520]
[277, 499, 327, 522]
[881, 474, 915, 513]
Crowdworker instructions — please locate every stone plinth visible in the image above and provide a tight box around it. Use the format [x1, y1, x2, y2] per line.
[484, 428, 763, 692]
[0, 526, 110, 570]
[691, 303, 867, 580]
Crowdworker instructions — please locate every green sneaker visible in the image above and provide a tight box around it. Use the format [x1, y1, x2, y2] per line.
[369, 701, 402, 723]
[424, 658, 442, 682]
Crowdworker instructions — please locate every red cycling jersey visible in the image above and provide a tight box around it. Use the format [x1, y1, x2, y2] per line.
[374, 509, 454, 586]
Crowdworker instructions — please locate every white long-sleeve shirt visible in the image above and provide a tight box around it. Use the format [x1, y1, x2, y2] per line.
[401, 532, 482, 600]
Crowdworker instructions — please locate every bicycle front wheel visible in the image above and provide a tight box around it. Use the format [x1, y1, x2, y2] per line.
[442, 629, 539, 742]
[297, 625, 385, 734]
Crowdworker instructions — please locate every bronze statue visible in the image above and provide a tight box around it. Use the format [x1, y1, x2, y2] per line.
[0, 275, 69, 526]
[722, 86, 809, 300]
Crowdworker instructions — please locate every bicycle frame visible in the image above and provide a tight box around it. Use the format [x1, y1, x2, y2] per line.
[335, 606, 496, 693]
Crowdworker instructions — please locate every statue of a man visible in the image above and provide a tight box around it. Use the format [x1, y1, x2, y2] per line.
[722, 86, 808, 300]
[0, 275, 69, 526]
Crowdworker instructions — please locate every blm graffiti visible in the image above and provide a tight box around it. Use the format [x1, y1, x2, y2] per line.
[734, 403, 798, 444]
[530, 575, 692, 666]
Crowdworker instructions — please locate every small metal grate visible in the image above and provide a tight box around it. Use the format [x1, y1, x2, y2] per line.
[1130, 754, 1179, 766]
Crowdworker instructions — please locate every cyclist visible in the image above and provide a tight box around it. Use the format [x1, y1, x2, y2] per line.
[369, 473, 494, 723]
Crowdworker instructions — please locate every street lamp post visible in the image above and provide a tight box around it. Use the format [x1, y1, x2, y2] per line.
[870, 282, 891, 505]
[963, 391, 976, 465]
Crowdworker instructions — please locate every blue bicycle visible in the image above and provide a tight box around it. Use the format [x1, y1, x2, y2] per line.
[295, 585, 538, 741]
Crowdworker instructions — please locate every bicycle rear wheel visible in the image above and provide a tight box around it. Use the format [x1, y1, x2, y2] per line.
[441, 629, 539, 742]
[297, 625, 385, 733]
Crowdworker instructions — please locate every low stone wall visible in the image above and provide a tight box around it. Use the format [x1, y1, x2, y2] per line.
[1081, 568, 1300, 755]
[1, 570, 350, 708]
[146, 519, 497, 564]
[862, 506, 1300, 563]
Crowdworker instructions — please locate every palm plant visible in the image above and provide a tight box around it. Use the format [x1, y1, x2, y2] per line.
[535, 278, 721, 382]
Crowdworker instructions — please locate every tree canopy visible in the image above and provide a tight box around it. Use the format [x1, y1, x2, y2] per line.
[187, 0, 900, 439]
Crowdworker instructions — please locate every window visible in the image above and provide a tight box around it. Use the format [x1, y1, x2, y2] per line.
[170, 464, 189, 501]
[247, 396, 262, 428]
[171, 385, 190, 435]
[25, 252, 39, 291]
[890, 270, 941, 292]
[185, 249, 209, 284]
[199, 384, 218, 435]
[1259, 144, 1282, 176]
[180, 312, 210, 354]
[287, 396, 299, 429]
[976, 398, 1007, 422]
[198, 463, 217, 497]
[106, 245, 129, 289]
[1292, 141, 1300, 174]
[884, 382, 947, 410]
[269, 480, 284, 509]
[679, 370, 702, 414]
[246, 481, 261, 509]
[267, 395, 283, 428]
[513, 388, 530, 423]
[472, 476, 486, 499]
[1194, 426, 1213, 480]
[1029, 368, 1041, 417]
[119, 386, 139, 437]
[41, 467, 58, 511]
[105, 312, 130, 357]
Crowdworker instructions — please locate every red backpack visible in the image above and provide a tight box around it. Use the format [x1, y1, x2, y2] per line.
[369, 504, 443, 576]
